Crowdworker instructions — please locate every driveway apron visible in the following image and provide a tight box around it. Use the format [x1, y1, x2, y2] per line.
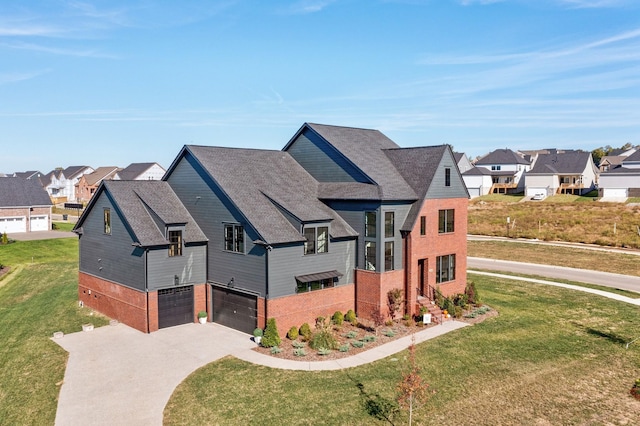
[54, 322, 254, 426]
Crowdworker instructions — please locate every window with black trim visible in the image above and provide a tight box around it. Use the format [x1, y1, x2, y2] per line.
[436, 254, 456, 283]
[365, 211, 376, 238]
[303, 226, 329, 255]
[169, 230, 182, 257]
[296, 278, 335, 293]
[384, 241, 394, 271]
[365, 241, 376, 271]
[438, 209, 455, 234]
[103, 208, 111, 234]
[445, 167, 451, 186]
[420, 216, 426, 235]
[384, 212, 394, 238]
[224, 224, 244, 253]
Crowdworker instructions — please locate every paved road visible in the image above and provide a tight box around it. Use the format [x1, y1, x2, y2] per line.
[468, 257, 640, 294]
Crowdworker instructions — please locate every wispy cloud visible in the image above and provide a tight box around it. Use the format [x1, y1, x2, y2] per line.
[0, 41, 118, 58]
[557, 0, 634, 8]
[0, 69, 50, 85]
[280, 0, 337, 15]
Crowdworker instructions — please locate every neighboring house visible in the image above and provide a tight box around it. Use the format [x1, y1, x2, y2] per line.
[76, 123, 469, 335]
[0, 177, 53, 234]
[525, 151, 599, 196]
[475, 149, 531, 194]
[453, 152, 473, 174]
[75, 167, 120, 203]
[599, 150, 640, 199]
[114, 162, 166, 181]
[62, 166, 94, 202]
[12, 171, 43, 180]
[462, 167, 493, 198]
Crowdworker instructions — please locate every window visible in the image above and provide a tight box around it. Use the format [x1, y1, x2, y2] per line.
[445, 168, 451, 187]
[385, 241, 394, 271]
[224, 224, 244, 253]
[438, 209, 455, 234]
[303, 226, 329, 255]
[103, 209, 111, 234]
[491, 165, 502, 171]
[365, 212, 376, 237]
[365, 241, 377, 271]
[384, 212, 394, 238]
[420, 216, 426, 236]
[297, 278, 335, 293]
[436, 254, 456, 283]
[168, 230, 182, 257]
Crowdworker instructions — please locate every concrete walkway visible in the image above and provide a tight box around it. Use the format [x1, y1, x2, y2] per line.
[53, 320, 468, 426]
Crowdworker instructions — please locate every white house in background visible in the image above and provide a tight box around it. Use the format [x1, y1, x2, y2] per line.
[462, 167, 493, 198]
[44, 166, 94, 202]
[453, 152, 473, 174]
[114, 163, 166, 181]
[474, 149, 531, 194]
[525, 151, 598, 197]
[599, 150, 640, 200]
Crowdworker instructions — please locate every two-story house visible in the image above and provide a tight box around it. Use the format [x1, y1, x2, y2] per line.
[475, 149, 531, 194]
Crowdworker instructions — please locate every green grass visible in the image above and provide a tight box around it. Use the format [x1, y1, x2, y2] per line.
[164, 274, 640, 425]
[627, 197, 640, 204]
[474, 193, 525, 202]
[52, 222, 75, 232]
[0, 239, 107, 425]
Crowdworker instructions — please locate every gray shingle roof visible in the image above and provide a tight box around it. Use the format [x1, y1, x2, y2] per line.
[87, 180, 207, 247]
[63, 166, 92, 180]
[184, 145, 358, 245]
[117, 163, 160, 180]
[463, 167, 492, 176]
[476, 149, 530, 166]
[302, 123, 418, 200]
[0, 177, 52, 207]
[528, 152, 592, 174]
[624, 150, 640, 163]
[83, 167, 120, 185]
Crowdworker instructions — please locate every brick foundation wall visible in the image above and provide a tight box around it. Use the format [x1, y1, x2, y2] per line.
[257, 297, 266, 330]
[193, 284, 207, 322]
[79, 272, 148, 332]
[267, 284, 355, 337]
[355, 269, 405, 321]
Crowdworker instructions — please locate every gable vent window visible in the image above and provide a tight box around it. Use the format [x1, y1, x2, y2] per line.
[445, 168, 451, 187]
[103, 208, 111, 235]
[169, 230, 182, 257]
[224, 224, 244, 253]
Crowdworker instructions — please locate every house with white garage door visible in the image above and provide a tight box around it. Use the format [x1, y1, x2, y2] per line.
[599, 150, 640, 200]
[0, 177, 53, 234]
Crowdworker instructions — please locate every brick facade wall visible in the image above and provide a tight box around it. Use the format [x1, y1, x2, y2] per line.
[355, 269, 405, 321]
[0, 207, 51, 232]
[267, 284, 355, 337]
[79, 272, 148, 332]
[193, 284, 207, 322]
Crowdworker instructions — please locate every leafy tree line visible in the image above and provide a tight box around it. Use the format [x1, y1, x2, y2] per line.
[591, 142, 634, 165]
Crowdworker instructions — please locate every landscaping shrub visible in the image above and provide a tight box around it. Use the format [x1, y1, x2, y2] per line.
[453, 305, 463, 319]
[339, 344, 350, 352]
[352, 340, 365, 348]
[299, 323, 312, 341]
[287, 326, 299, 340]
[332, 311, 344, 326]
[270, 346, 282, 355]
[434, 285, 444, 308]
[1, 232, 7, 245]
[293, 348, 306, 357]
[442, 297, 456, 315]
[310, 327, 338, 350]
[345, 309, 357, 325]
[345, 330, 358, 339]
[318, 347, 331, 356]
[292, 341, 305, 349]
[465, 280, 480, 305]
[387, 288, 403, 320]
[631, 379, 640, 400]
[261, 318, 281, 348]
[454, 293, 468, 309]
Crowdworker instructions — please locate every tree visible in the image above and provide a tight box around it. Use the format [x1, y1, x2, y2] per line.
[261, 318, 281, 348]
[397, 336, 431, 426]
[387, 288, 403, 320]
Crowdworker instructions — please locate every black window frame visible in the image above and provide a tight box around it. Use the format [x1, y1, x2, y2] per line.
[384, 241, 394, 271]
[384, 211, 394, 238]
[436, 254, 456, 283]
[438, 209, 455, 234]
[296, 277, 335, 293]
[420, 216, 426, 236]
[445, 167, 451, 187]
[303, 225, 329, 256]
[168, 230, 182, 257]
[224, 223, 245, 253]
[365, 211, 377, 238]
[103, 208, 111, 235]
[365, 241, 377, 271]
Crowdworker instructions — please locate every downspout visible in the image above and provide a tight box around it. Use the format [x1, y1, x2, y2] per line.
[144, 247, 149, 333]
[264, 244, 271, 327]
[404, 231, 410, 317]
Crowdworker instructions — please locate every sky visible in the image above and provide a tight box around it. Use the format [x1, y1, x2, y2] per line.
[2, 0, 640, 173]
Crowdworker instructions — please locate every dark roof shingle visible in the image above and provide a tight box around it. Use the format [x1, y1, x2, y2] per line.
[0, 177, 52, 207]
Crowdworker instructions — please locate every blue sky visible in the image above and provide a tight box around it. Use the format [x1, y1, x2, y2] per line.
[2, 0, 640, 173]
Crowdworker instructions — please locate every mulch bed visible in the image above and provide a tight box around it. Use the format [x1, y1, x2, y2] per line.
[0, 266, 10, 279]
[253, 306, 498, 362]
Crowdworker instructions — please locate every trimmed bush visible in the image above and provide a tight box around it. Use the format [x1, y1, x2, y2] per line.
[345, 330, 358, 339]
[352, 340, 365, 348]
[287, 326, 299, 340]
[339, 344, 350, 352]
[292, 341, 305, 349]
[299, 323, 312, 341]
[310, 329, 338, 350]
[261, 318, 281, 348]
[332, 311, 344, 326]
[293, 348, 306, 357]
[270, 346, 282, 354]
[465, 280, 481, 305]
[318, 347, 331, 356]
[345, 309, 357, 325]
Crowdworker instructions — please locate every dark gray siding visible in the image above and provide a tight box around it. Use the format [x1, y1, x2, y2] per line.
[268, 238, 356, 299]
[286, 129, 371, 183]
[165, 153, 267, 297]
[325, 200, 411, 272]
[146, 244, 207, 291]
[425, 150, 469, 199]
[78, 192, 145, 291]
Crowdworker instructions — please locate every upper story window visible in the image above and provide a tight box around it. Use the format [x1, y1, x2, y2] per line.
[304, 226, 328, 255]
[168, 230, 182, 257]
[384, 212, 394, 238]
[365, 212, 377, 238]
[420, 216, 426, 236]
[445, 168, 451, 187]
[491, 165, 502, 171]
[224, 224, 244, 253]
[103, 208, 111, 234]
[438, 209, 455, 234]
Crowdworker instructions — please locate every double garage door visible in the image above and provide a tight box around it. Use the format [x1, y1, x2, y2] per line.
[0, 216, 48, 233]
[212, 287, 257, 334]
[158, 286, 193, 329]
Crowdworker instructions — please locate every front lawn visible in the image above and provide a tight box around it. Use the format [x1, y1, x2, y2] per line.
[0, 239, 107, 425]
[164, 273, 640, 425]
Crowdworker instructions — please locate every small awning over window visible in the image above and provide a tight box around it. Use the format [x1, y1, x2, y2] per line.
[295, 270, 343, 283]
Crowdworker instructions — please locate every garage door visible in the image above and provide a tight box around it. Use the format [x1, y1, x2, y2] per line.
[0, 217, 26, 233]
[212, 287, 257, 334]
[158, 286, 193, 329]
[603, 188, 627, 198]
[30, 215, 48, 231]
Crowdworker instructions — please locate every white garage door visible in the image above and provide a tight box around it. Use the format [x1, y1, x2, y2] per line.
[30, 215, 48, 231]
[603, 188, 627, 198]
[468, 188, 480, 198]
[0, 217, 26, 233]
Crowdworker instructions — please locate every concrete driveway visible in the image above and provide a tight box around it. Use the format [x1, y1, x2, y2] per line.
[54, 322, 254, 426]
